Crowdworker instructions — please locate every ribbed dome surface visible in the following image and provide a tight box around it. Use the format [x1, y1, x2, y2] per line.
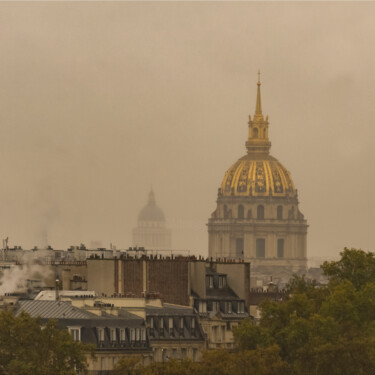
[220, 154, 296, 198]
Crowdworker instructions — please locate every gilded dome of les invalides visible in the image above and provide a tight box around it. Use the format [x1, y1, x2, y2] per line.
[220, 74, 296, 199]
[208, 73, 308, 285]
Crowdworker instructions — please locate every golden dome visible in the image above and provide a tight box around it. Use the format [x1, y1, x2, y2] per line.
[220, 155, 296, 198]
[220, 73, 296, 198]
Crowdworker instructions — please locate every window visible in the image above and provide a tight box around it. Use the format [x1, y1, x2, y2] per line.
[68, 327, 81, 342]
[236, 238, 244, 257]
[198, 301, 207, 313]
[237, 301, 245, 314]
[150, 317, 154, 329]
[277, 205, 283, 220]
[238, 205, 244, 219]
[130, 328, 135, 342]
[257, 205, 264, 219]
[191, 317, 196, 329]
[193, 348, 198, 361]
[110, 328, 116, 342]
[253, 127, 258, 138]
[256, 238, 265, 258]
[136, 328, 141, 341]
[277, 239, 284, 258]
[141, 328, 146, 341]
[218, 275, 227, 288]
[212, 326, 218, 341]
[213, 301, 220, 312]
[180, 317, 184, 330]
[181, 348, 187, 358]
[119, 328, 126, 342]
[97, 327, 105, 342]
[160, 318, 164, 329]
[226, 302, 232, 313]
[207, 275, 214, 288]
[169, 317, 173, 330]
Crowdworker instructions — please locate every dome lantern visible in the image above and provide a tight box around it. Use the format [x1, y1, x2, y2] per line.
[246, 71, 271, 155]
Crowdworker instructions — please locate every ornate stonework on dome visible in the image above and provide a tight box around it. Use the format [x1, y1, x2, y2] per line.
[133, 190, 172, 250]
[208, 74, 308, 287]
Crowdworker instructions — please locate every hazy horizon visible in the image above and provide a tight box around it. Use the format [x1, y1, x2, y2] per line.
[0, 2, 374, 259]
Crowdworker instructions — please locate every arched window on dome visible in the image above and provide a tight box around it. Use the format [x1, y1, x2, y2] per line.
[277, 205, 283, 220]
[253, 127, 258, 139]
[257, 205, 264, 220]
[238, 205, 244, 220]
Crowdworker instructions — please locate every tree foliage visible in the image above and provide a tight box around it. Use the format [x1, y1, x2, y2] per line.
[113, 348, 287, 375]
[321, 247, 375, 290]
[0, 311, 92, 375]
[232, 248, 375, 374]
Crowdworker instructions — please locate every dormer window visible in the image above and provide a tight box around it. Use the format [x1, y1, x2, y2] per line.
[226, 302, 232, 314]
[207, 275, 214, 288]
[198, 301, 207, 313]
[130, 328, 135, 342]
[136, 328, 141, 341]
[119, 328, 126, 342]
[141, 328, 146, 341]
[110, 328, 116, 342]
[97, 327, 105, 342]
[68, 327, 81, 342]
[237, 301, 245, 314]
[218, 276, 227, 288]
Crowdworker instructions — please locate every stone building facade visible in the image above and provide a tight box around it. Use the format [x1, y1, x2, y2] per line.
[208, 75, 308, 285]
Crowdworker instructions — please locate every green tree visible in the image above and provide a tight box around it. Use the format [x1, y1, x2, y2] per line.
[0, 311, 92, 375]
[321, 247, 375, 290]
[233, 249, 375, 375]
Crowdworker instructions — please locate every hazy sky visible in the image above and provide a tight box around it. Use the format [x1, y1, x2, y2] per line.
[0, 2, 374, 259]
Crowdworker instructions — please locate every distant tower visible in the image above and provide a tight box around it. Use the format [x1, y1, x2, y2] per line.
[208, 74, 308, 284]
[133, 190, 172, 250]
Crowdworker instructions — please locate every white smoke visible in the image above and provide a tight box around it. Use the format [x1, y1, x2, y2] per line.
[0, 262, 51, 295]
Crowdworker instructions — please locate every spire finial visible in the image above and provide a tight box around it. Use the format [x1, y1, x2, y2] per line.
[254, 71, 263, 118]
[246, 72, 271, 154]
[148, 189, 155, 205]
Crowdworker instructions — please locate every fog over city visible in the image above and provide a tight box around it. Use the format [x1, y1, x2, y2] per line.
[0, 2, 374, 259]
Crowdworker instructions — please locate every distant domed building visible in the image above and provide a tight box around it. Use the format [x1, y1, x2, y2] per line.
[133, 190, 172, 250]
[208, 75, 308, 285]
